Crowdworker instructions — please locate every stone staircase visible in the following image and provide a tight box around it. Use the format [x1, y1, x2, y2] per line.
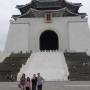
[64, 52, 90, 81]
[17, 51, 69, 81]
[0, 51, 90, 82]
[0, 51, 32, 82]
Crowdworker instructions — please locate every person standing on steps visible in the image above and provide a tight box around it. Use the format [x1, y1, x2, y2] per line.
[37, 73, 44, 90]
[31, 74, 37, 90]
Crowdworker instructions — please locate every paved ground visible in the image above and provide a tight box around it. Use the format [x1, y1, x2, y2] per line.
[43, 81, 90, 90]
[0, 81, 90, 90]
[0, 82, 19, 90]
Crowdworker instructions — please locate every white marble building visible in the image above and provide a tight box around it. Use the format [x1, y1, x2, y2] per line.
[4, 0, 90, 53]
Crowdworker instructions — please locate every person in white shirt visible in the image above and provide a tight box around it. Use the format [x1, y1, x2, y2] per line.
[37, 73, 44, 90]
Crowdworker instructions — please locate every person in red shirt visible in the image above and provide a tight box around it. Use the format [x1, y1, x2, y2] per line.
[26, 77, 32, 90]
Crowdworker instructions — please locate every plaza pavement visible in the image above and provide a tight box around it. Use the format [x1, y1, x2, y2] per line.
[0, 81, 90, 90]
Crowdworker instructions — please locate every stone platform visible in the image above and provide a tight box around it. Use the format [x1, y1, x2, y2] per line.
[1, 81, 90, 90]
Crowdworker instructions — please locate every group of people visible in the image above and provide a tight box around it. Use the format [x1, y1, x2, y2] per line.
[18, 73, 44, 90]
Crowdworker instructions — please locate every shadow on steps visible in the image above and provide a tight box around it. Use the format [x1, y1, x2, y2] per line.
[0, 51, 32, 82]
[64, 52, 90, 81]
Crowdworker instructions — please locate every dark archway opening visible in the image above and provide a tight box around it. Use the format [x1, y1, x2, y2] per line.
[40, 30, 59, 51]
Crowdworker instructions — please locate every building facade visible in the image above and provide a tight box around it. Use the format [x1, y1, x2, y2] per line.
[5, 0, 90, 53]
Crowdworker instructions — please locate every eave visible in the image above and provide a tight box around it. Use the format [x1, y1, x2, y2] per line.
[16, 0, 81, 15]
[12, 7, 86, 20]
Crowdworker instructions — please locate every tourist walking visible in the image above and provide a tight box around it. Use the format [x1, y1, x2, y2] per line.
[31, 74, 37, 90]
[19, 73, 26, 90]
[26, 77, 32, 90]
[37, 73, 44, 90]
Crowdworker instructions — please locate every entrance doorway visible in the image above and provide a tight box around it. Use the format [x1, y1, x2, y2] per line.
[40, 30, 59, 50]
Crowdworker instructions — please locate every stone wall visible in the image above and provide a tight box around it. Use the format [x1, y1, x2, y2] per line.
[4, 16, 90, 52]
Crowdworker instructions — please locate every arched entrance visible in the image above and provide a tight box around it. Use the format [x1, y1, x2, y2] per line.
[40, 30, 59, 50]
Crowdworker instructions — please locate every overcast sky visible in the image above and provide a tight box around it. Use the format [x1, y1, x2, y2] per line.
[0, 0, 90, 51]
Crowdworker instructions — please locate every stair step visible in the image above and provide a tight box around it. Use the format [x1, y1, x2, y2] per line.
[64, 52, 90, 81]
[0, 52, 32, 82]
